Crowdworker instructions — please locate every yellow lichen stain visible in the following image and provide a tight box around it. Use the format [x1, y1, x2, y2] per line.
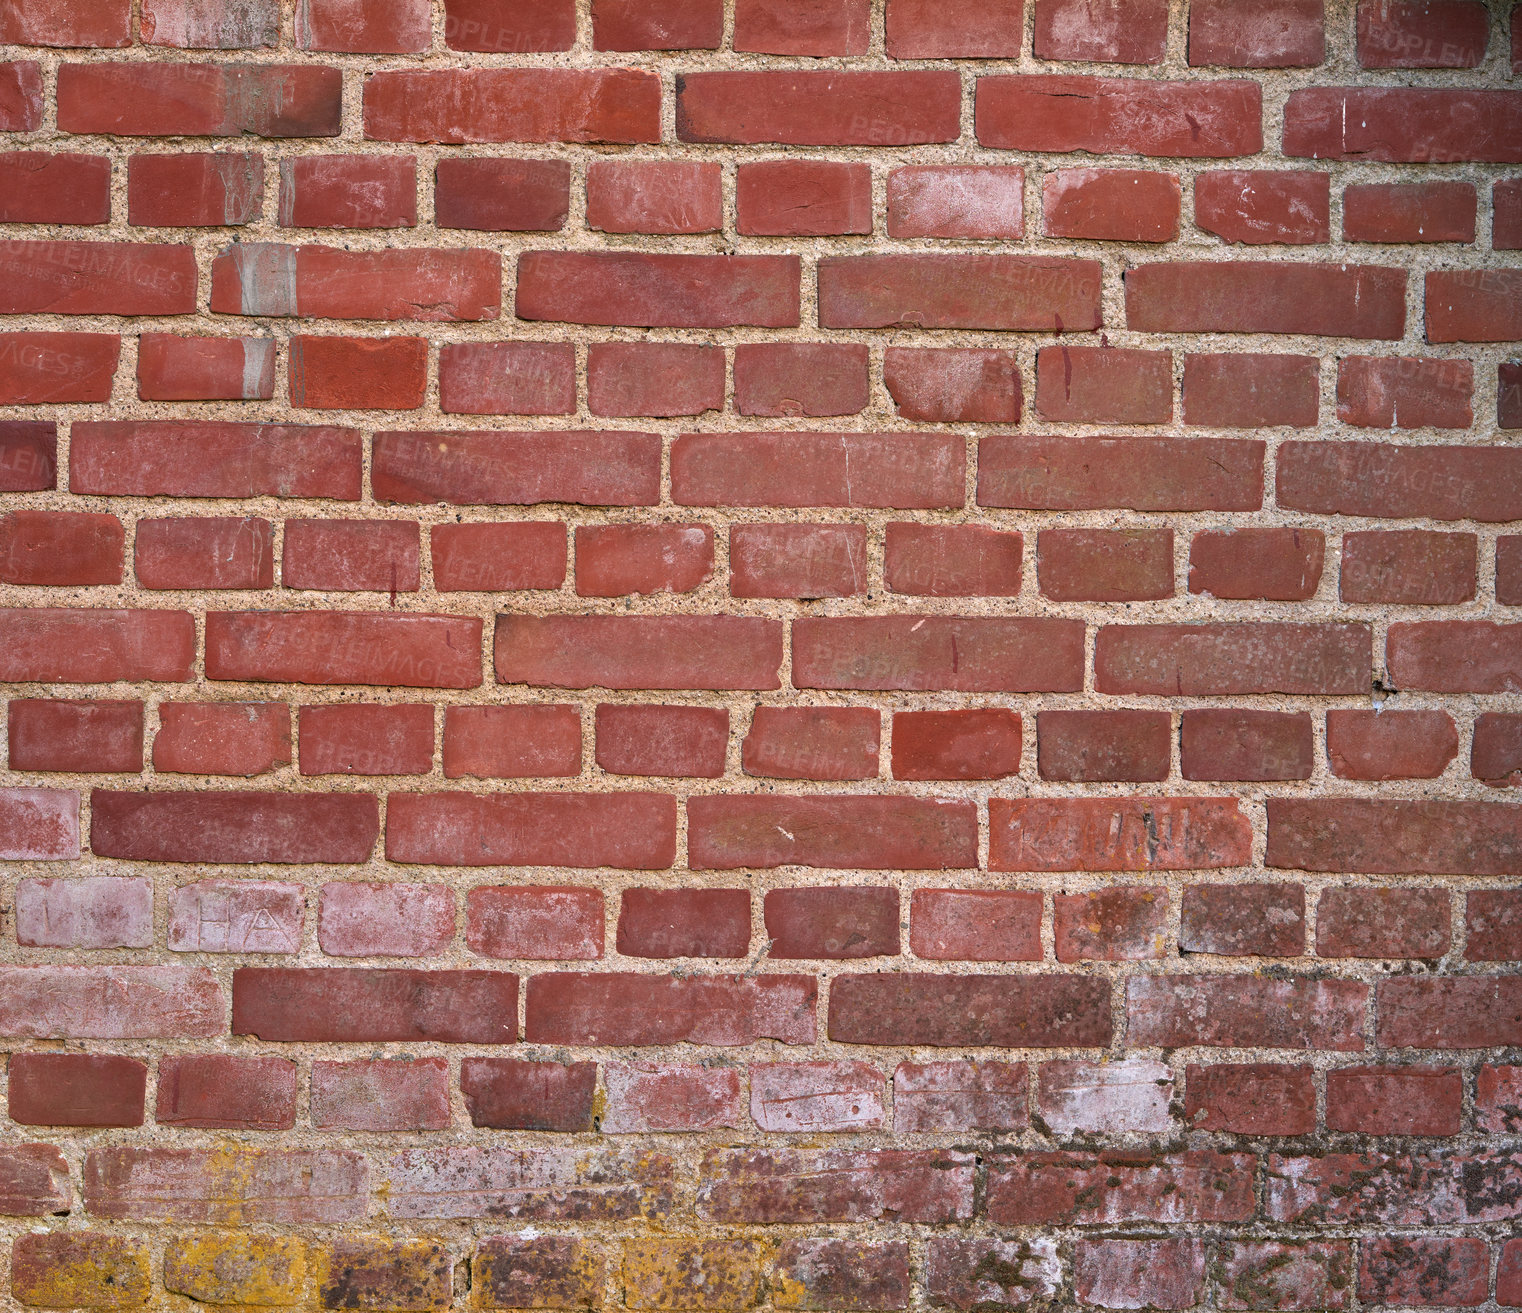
[621, 1239, 770, 1312]
[769, 1273, 811, 1311]
[14, 1236, 152, 1309]
[162, 1231, 309, 1306]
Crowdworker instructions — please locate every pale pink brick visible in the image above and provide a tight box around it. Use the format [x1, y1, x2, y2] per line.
[466, 886, 604, 960]
[311, 1057, 451, 1131]
[893, 1061, 1029, 1133]
[167, 881, 305, 954]
[750, 1061, 885, 1132]
[601, 1062, 744, 1132]
[0, 966, 222, 1038]
[15, 876, 153, 949]
[1074, 1239, 1206, 1310]
[0, 788, 78, 860]
[317, 882, 455, 957]
[1037, 1057, 1175, 1135]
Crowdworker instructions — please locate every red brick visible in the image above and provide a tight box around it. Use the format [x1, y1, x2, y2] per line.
[1127, 976, 1367, 1050]
[1, 332, 116, 410]
[594, 0, 722, 48]
[438, 341, 574, 417]
[714, 524, 821, 598]
[577, 524, 713, 597]
[312, 1058, 450, 1131]
[1034, 0, 1167, 62]
[1184, 1063, 1317, 1135]
[1380, 977, 1522, 1048]
[460, 1058, 596, 1130]
[92, 789, 378, 864]
[772, 1239, 908, 1311]
[378, 430, 658, 507]
[211, 243, 499, 321]
[288, 336, 427, 413]
[1360, 1237, 1489, 1308]
[909, 889, 1041, 962]
[588, 342, 725, 417]
[137, 334, 274, 401]
[885, 525, 1022, 597]
[443, 704, 581, 779]
[886, 0, 1024, 56]
[140, 0, 280, 46]
[127, 152, 264, 227]
[279, 154, 415, 229]
[595, 704, 729, 778]
[994, 797, 1251, 871]
[587, 159, 722, 234]
[318, 881, 453, 956]
[1388, 621, 1522, 692]
[1327, 1065, 1462, 1135]
[526, 973, 817, 1046]
[1180, 882, 1305, 956]
[60, 62, 340, 136]
[0, 420, 56, 492]
[734, 343, 868, 418]
[1189, 0, 1325, 66]
[697, 1147, 973, 1224]
[886, 165, 1023, 240]
[1357, 0, 1487, 67]
[156, 1055, 298, 1129]
[691, 796, 975, 871]
[0, 240, 195, 316]
[1128, 260, 1405, 337]
[1037, 527, 1174, 601]
[435, 157, 570, 230]
[518, 251, 799, 327]
[735, 0, 867, 54]
[751, 1062, 884, 1134]
[829, 974, 1110, 1047]
[83, 1146, 366, 1224]
[15, 875, 151, 949]
[496, 615, 782, 690]
[73, 421, 361, 500]
[1035, 345, 1170, 424]
[11, 1234, 150, 1309]
[0, 965, 221, 1038]
[8, 1053, 145, 1128]
[988, 1150, 1254, 1225]
[678, 70, 959, 145]
[0, 510, 122, 585]
[1181, 709, 1314, 782]
[1285, 87, 1522, 163]
[167, 879, 303, 954]
[883, 347, 1021, 423]
[1327, 708, 1457, 780]
[743, 707, 879, 781]
[978, 75, 1262, 156]
[616, 888, 750, 958]
[296, 0, 429, 50]
[820, 253, 1100, 331]
[1096, 622, 1369, 695]
[1338, 355, 1473, 429]
[0, 61, 43, 130]
[1037, 709, 1171, 783]
[603, 1062, 742, 1132]
[388, 793, 675, 869]
[736, 160, 871, 236]
[1501, 533, 1522, 599]
[765, 887, 899, 959]
[0, 0, 129, 44]
[1182, 351, 1318, 426]
[1477, 1064, 1522, 1131]
[207, 611, 480, 687]
[8, 699, 142, 773]
[794, 616, 1083, 693]
[1187, 528, 1324, 602]
[1042, 166, 1181, 241]
[1196, 169, 1329, 243]
[1073, 1240, 1205, 1311]
[1427, 268, 1522, 341]
[0, 608, 194, 683]
[465, 888, 602, 961]
[891, 710, 1022, 783]
[1278, 441, 1522, 522]
[282, 519, 420, 592]
[1344, 180, 1477, 242]
[1272, 798, 1522, 876]
[445, 0, 575, 51]
[318, 1239, 450, 1311]
[979, 434, 1264, 511]
[1475, 713, 1522, 788]
[925, 1238, 1060, 1309]
[892, 1061, 1029, 1133]
[0, 151, 108, 224]
[1343, 530, 1477, 606]
[1054, 887, 1168, 962]
[676, 433, 964, 510]
[154, 702, 290, 775]
[234, 967, 517, 1043]
[1504, 1241, 1522, 1308]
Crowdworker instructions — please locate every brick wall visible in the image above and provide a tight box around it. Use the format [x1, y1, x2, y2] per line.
[0, 0, 1520, 1307]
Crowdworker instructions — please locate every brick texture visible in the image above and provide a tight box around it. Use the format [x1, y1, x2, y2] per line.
[0, 1, 1518, 1303]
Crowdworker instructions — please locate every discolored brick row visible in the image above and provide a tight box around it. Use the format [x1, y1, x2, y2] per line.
[986, 1150, 1256, 1225]
[697, 1147, 973, 1224]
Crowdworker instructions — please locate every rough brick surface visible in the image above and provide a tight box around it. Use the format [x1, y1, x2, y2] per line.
[0, 3, 1517, 1303]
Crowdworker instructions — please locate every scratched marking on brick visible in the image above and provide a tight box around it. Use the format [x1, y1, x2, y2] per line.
[15, 875, 153, 949]
[0, 966, 222, 1038]
[0, 1145, 71, 1216]
[696, 1148, 975, 1223]
[167, 880, 304, 953]
[750, 1062, 886, 1132]
[990, 797, 1253, 871]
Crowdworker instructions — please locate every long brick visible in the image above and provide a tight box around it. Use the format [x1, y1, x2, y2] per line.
[525, 973, 817, 1045]
[1127, 261, 1406, 337]
[987, 1151, 1256, 1224]
[58, 62, 340, 136]
[517, 252, 800, 327]
[91, 789, 378, 863]
[1095, 623, 1370, 695]
[696, 1148, 973, 1224]
[1267, 799, 1522, 875]
[206, 611, 482, 687]
[1266, 1150, 1522, 1224]
[0, 608, 194, 683]
[0, 240, 195, 316]
[677, 70, 959, 144]
[990, 798, 1253, 871]
[1378, 978, 1522, 1048]
[1285, 87, 1522, 162]
[0, 965, 221, 1038]
[1278, 440, 1522, 521]
[828, 974, 1111, 1047]
[1126, 976, 1369, 1050]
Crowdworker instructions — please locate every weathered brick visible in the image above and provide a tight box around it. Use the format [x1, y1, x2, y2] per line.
[1096, 623, 1370, 695]
[883, 347, 1022, 422]
[910, 889, 1041, 962]
[1054, 887, 1168, 962]
[60, 62, 340, 136]
[987, 1150, 1255, 1225]
[1215, 1242, 1352, 1311]
[678, 71, 960, 145]
[1180, 709, 1314, 781]
[163, 1233, 309, 1308]
[602, 1062, 743, 1132]
[12, 1233, 150, 1310]
[1073, 1239, 1205, 1311]
[1358, 1237, 1489, 1308]
[467, 886, 604, 960]
[1127, 261, 1405, 337]
[92, 789, 378, 863]
[829, 973, 1111, 1047]
[443, 704, 581, 779]
[1326, 709, 1458, 780]
[892, 1061, 1029, 1134]
[318, 881, 453, 956]
[1316, 886, 1450, 959]
[1037, 528, 1174, 602]
[473, 1236, 604, 1310]
[751, 1062, 885, 1133]
[316, 1238, 451, 1312]
[991, 797, 1252, 871]
[519, 251, 799, 327]
[1468, 890, 1522, 961]
[0, 966, 222, 1038]
[156, 1054, 298, 1129]
[498, 616, 782, 691]
[1326, 1065, 1463, 1135]
[1126, 975, 1367, 1049]
[311, 1058, 451, 1131]
[1179, 881, 1305, 956]
[1184, 1063, 1316, 1135]
[167, 880, 304, 955]
[16, 875, 151, 949]
[460, 1058, 597, 1130]
[1037, 709, 1172, 782]
[1267, 798, 1522, 875]
[697, 1148, 973, 1224]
